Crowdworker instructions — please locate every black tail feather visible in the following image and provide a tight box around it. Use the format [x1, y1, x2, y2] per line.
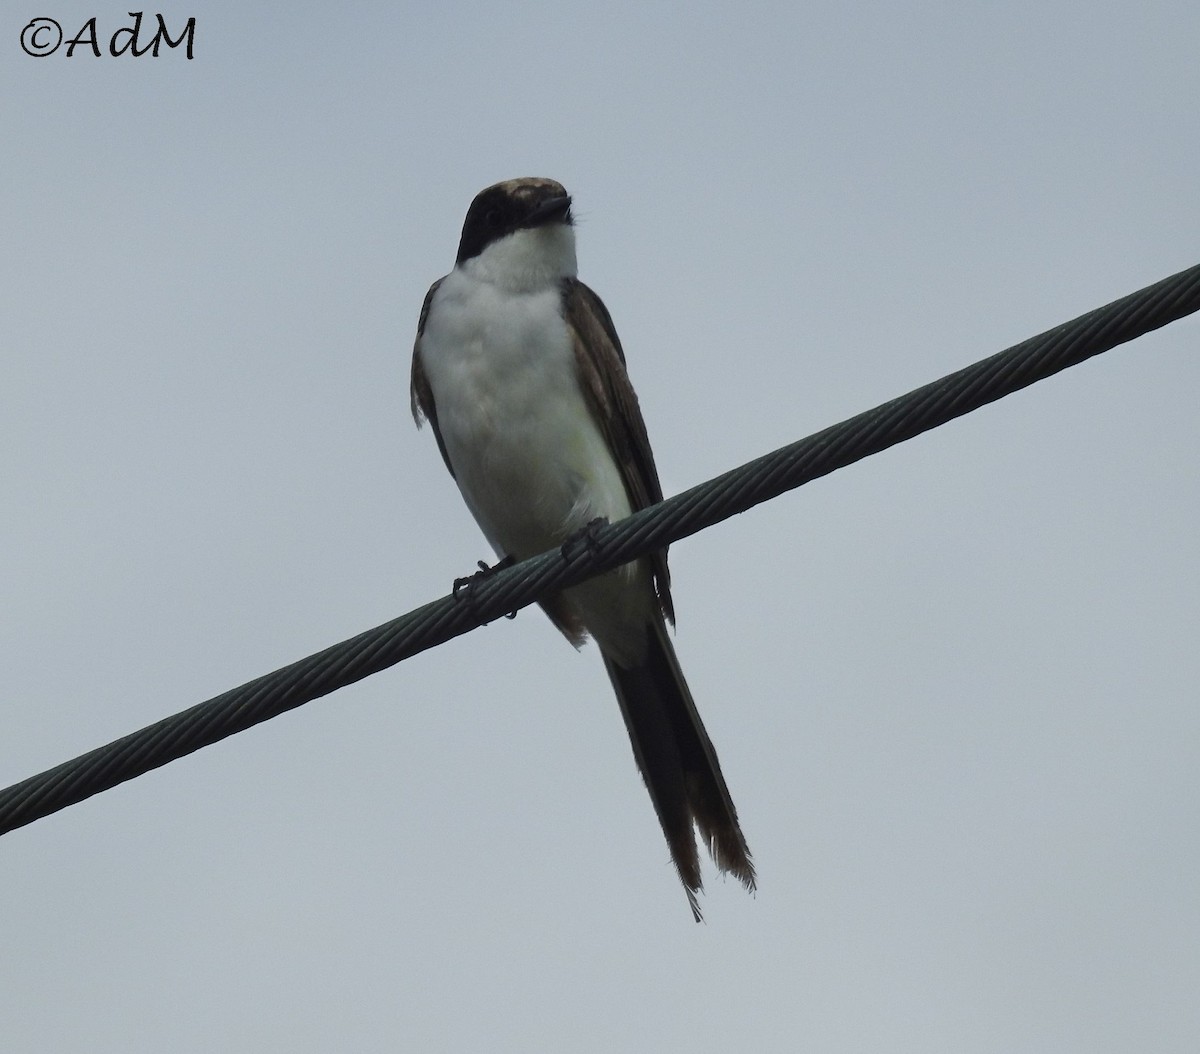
[602, 621, 754, 920]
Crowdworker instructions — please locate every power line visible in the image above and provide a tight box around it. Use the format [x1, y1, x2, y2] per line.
[2, 261, 1198, 838]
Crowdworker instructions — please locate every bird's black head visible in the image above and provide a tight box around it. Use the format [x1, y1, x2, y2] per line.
[455, 177, 573, 265]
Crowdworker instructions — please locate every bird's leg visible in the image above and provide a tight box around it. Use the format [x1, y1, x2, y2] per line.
[452, 554, 519, 619]
[560, 516, 609, 562]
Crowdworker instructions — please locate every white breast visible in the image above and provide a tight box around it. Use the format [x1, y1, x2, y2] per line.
[418, 267, 633, 564]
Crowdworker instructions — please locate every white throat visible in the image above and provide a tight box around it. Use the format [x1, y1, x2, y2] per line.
[460, 222, 578, 294]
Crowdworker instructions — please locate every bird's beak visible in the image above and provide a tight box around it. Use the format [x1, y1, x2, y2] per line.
[523, 194, 573, 227]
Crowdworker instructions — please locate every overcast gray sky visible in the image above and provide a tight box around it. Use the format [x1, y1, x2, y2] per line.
[3, 2, 1198, 1050]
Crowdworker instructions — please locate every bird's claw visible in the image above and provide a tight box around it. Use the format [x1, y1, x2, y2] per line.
[452, 555, 518, 619]
[560, 516, 609, 562]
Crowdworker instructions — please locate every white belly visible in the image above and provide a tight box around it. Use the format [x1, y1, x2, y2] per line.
[418, 270, 656, 660]
[419, 271, 632, 561]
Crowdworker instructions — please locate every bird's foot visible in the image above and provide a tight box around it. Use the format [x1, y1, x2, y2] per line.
[452, 555, 519, 619]
[560, 516, 609, 562]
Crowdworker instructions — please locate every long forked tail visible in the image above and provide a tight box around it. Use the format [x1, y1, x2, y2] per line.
[602, 620, 755, 920]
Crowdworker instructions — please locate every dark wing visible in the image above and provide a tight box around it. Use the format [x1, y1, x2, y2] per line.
[562, 277, 675, 626]
[410, 278, 455, 478]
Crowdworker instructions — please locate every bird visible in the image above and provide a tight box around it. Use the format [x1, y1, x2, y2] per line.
[410, 177, 754, 919]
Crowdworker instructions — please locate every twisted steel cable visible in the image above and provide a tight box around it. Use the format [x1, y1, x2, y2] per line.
[2, 261, 1197, 837]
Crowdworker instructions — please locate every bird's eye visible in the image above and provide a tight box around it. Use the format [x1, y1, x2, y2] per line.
[484, 208, 502, 228]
